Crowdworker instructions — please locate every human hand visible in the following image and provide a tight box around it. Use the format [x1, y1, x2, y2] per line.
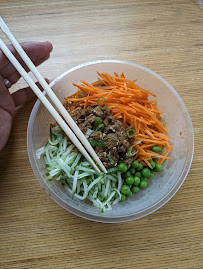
[0, 41, 53, 151]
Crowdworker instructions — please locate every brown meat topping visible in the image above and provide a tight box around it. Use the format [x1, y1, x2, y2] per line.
[65, 103, 135, 169]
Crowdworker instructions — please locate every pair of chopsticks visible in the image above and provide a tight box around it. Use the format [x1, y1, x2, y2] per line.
[0, 17, 107, 174]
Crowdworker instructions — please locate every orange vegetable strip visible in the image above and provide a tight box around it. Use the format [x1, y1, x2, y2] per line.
[138, 138, 167, 146]
[141, 143, 158, 149]
[64, 72, 172, 167]
[145, 150, 171, 159]
[84, 94, 90, 109]
[157, 145, 173, 164]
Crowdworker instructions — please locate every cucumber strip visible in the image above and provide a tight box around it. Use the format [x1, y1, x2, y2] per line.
[87, 175, 103, 192]
[37, 123, 126, 212]
[36, 146, 45, 159]
[76, 165, 97, 174]
[103, 191, 116, 206]
[55, 158, 73, 179]
[106, 174, 118, 182]
[104, 179, 110, 198]
[117, 172, 123, 192]
[71, 153, 82, 172]
[72, 169, 79, 197]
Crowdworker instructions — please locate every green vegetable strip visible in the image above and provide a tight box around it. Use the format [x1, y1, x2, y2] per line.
[104, 179, 110, 198]
[75, 165, 97, 174]
[36, 146, 45, 159]
[97, 96, 107, 110]
[85, 128, 93, 138]
[71, 153, 82, 172]
[127, 144, 139, 157]
[49, 168, 61, 177]
[72, 169, 79, 197]
[76, 180, 81, 194]
[106, 174, 118, 182]
[95, 123, 104, 131]
[88, 139, 107, 149]
[102, 134, 108, 141]
[117, 172, 123, 192]
[36, 124, 123, 212]
[55, 158, 74, 179]
[87, 175, 103, 192]
[64, 152, 78, 165]
[107, 167, 118, 173]
[108, 153, 114, 164]
[103, 191, 116, 206]
[45, 147, 54, 165]
[126, 128, 136, 138]
[93, 117, 103, 129]
[61, 144, 75, 159]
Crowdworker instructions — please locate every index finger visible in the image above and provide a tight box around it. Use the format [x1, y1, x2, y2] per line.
[0, 41, 53, 70]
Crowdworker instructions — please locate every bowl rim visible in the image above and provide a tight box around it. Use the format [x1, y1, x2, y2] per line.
[27, 59, 194, 223]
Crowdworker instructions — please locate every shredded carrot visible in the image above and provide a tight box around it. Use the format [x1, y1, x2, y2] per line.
[157, 145, 173, 164]
[65, 72, 173, 166]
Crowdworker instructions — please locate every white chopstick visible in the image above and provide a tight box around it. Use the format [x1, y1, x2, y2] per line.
[0, 18, 107, 174]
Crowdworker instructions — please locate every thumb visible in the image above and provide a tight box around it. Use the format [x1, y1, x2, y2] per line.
[11, 78, 49, 107]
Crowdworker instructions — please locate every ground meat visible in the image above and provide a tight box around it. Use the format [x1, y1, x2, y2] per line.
[105, 133, 119, 148]
[119, 145, 127, 153]
[85, 106, 94, 115]
[69, 107, 85, 121]
[89, 131, 102, 140]
[77, 122, 89, 134]
[121, 157, 134, 168]
[85, 114, 97, 125]
[104, 119, 125, 134]
[103, 119, 109, 126]
[65, 103, 135, 169]
[92, 106, 104, 118]
[77, 114, 96, 133]
[94, 147, 109, 165]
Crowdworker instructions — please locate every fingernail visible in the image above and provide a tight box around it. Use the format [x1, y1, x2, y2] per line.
[45, 41, 53, 52]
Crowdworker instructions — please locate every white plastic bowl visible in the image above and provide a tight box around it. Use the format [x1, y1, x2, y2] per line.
[27, 60, 194, 223]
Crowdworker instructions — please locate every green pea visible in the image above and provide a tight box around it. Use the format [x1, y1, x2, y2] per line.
[148, 172, 154, 180]
[151, 146, 162, 153]
[136, 163, 143, 171]
[132, 160, 139, 169]
[125, 176, 134, 185]
[154, 163, 163, 172]
[141, 176, 146, 181]
[126, 190, 133, 197]
[132, 186, 140, 193]
[126, 171, 132, 177]
[149, 160, 156, 169]
[129, 167, 136, 174]
[134, 171, 141, 178]
[133, 176, 140, 186]
[139, 179, 148, 189]
[120, 194, 126, 201]
[142, 168, 151, 178]
[121, 185, 131, 195]
[118, 163, 128, 173]
[122, 171, 131, 179]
